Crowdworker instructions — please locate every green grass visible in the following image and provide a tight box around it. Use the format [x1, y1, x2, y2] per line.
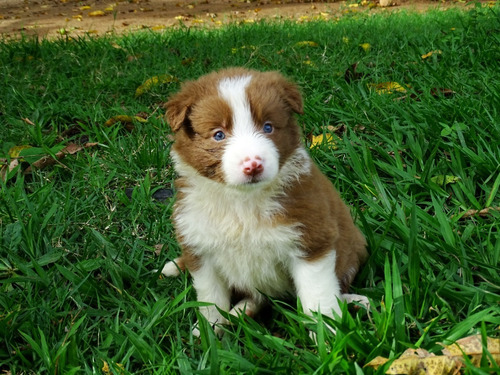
[1, 3, 499, 374]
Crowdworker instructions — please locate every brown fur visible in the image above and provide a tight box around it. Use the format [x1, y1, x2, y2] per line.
[165, 67, 367, 297]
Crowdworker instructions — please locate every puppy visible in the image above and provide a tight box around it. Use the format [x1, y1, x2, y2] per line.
[161, 68, 368, 335]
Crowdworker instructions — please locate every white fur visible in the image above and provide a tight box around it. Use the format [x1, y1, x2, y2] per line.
[291, 250, 342, 318]
[218, 75, 280, 185]
[166, 72, 365, 335]
[161, 258, 181, 277]
[172, 148, 312, 301]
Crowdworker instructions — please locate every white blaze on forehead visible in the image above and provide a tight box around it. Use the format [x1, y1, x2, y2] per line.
[217, 75, 254, 134]
[217, 74, 280, 186]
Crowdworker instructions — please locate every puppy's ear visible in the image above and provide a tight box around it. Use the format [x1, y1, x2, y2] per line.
[165, 82, 198, 132]
[277, 75, 304, 115]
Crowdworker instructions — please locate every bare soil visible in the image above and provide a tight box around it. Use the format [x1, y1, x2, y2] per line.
[0, 0, 483, 39]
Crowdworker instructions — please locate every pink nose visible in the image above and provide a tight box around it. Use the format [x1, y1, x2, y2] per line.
[242, 156, 263, 176]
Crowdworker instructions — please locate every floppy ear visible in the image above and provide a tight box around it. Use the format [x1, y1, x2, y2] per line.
[275, 74, 304, 115]
[165, 82, 198, 132]
[284, 81, 303, 115]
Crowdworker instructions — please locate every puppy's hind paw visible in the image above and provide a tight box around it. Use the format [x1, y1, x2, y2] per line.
[342, 293, 370, 310]
[160, 257, 184, 277]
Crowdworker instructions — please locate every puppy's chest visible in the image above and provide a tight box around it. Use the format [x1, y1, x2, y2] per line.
[174, 184, 303, 293]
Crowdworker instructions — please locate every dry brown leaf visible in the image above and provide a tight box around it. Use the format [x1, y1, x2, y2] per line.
[441, 334, 500, 366]
[0, 159, 20, 181]
[104, 115, 147, 130]
[454, 207, 500, 220]
[365, 335, 500, 374]
[24, 142, 98, 174]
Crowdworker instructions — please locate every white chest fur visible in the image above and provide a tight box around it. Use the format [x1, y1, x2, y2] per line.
[173, 148, 311, 298]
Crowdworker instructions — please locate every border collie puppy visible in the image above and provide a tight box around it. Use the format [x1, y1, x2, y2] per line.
[161, 68, 368, 335]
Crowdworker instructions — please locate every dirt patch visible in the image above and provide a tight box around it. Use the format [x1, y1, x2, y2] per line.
[0, 0, 484, 39]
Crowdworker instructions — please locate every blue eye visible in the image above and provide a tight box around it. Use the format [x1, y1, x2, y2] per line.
[263, 122, 273, 134]
[213, 130, 226, 141]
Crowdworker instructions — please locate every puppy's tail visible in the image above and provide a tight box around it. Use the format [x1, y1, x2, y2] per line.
[161, 257, 185, 277]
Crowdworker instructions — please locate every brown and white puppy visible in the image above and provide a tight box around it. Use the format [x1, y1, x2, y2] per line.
[161, 67, 368, 335]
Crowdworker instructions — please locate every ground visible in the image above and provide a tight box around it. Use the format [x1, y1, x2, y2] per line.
[0, 0, 483, 39]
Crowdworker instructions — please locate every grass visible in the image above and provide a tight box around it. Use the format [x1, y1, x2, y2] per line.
[1, 3, 499, 374]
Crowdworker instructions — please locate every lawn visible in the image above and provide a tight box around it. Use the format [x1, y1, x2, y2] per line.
[1, 3, 499, 374]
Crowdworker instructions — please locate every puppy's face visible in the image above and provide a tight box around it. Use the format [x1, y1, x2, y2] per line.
[166, 68, 303, 187]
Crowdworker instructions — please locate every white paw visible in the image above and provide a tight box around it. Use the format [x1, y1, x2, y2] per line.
[161, 261, 181, 277]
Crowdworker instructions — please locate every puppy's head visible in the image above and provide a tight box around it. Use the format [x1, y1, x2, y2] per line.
[166, 68, 303, 187]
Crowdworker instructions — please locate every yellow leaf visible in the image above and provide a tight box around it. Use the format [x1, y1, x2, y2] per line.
[359, 43, 371, 51]
[8, 145, 32, 158]
[421, 50, 442, 59]
[88, 10, 105, 17]
[294, 41, 318, 48]
[430, 175, 460, 186]
[79, 5, 91, 10]
[231, 45, 256, 54]
[102, 361, 110, 374]
[104, 115, 147, 127]
[135, 75, 177, 97]
[72, 15, 82, 21]
[368, 82, 406, 94]
[349, 3, 359, 7]
[151, 25, 166, 30]
[310, 134, 339, 149]
[441, 335, 500, 366]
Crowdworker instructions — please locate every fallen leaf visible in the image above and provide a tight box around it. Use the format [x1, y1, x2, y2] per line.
[8, 145, 32, 158]
[79, 5, 91, 10]
[151, 25, 166, 30]
[294, 41, 318, 48]
[104, 115, 147, 131]
[24, 142, 98, 174]
[135, 74, 177, 97]
[430, 88, 456, 98]
[0, 159, 20, 182]
[154, 244, 164, 256]
[368, 82, 406, 94]
[430, 175, 460, 186]
[310, 134, 339, 149]
[359, 43, 371, 51]
[422, 50, 442, 59]
[88, 10, 105, 17]
[454, 207, 500, 220]
[365, 335, 500, 374]
[231, 45, 256, 54]
[395, 88, 456, 102]
[440, 335, 500, 369]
